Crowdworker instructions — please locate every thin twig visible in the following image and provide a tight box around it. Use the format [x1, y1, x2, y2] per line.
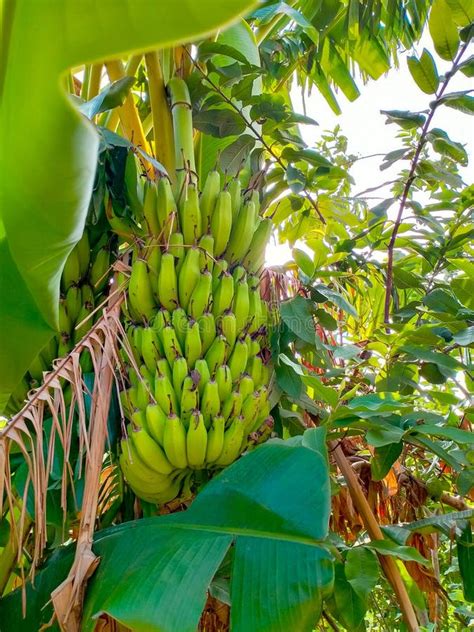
[384, 41, 470, 323]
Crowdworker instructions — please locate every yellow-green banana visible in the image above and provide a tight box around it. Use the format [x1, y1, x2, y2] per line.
[194, 359, 210, 396]
[242, 218, 272, 273]
[158, 253, 179, 310]
[219, 311, 236, 348]
[200, 170, 220, 233]
[210, 190, 232, 257]
[154, 373, 178, 414]
[163, 413, 188, 469]
[200, 379, 220, 427]
[215, 365, 232, 402]
[205, 335, 227, 374]
[198, 312, 216, 355]
[130, 427, 174, 475]
[172, 356, 188, 397]
[184, 319, 202, 369]
[186, 411, 207, 469]
[178, 246, 201, 310]
[146, 403, 168, 446]
[129, 258, 156, 322]
[143, 181, 161, 236]
[89, 246, 111, 294]
[214, 416, 245, 466]
[206, 415, 225, 464]
[180, 375, 199, 424]
[228, 338, 248, 382]
[225, 200, 257, 264]
[188, 270, 212, 319]
[212, 272, 234, 318]
[233, 279, 250, 335]
[180, 182, 202, 244]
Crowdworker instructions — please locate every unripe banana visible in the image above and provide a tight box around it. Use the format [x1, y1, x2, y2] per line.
[221, 391, 243, 422]
[81, 283, 95, 309]
[136, 380, 152, 410]
[171, 307, 188, 348]
[141, 326, 161, 373]
[200, 380, 220, 427]
[233, 279, 250, 335]
[167, 77, 196, 193]
[200, 170, 221, 233]
[205, 335, 227, 374]
[212, 258, 228, 292]
[212, 272, 234, 318]
[120, 440, 174, 493]
[228, 338, 248, 382]
[232, 266, 247, 284]
[157, 177, 178, 240]
[119, 389, 135, 420]
[76, 231, 91, 279]
[163, 413, 188, 469]
[178, 246, 200, 310]
[146, 244, 162, 302]
[146, 403, 168, 445]
[215, 365, 232, 402]
[247, 354, 264, 387]
[194, 359, 210, 396]
[127, 324, 143, 364]
[241, 392, 260, 434]
[206, 415, 225, 464]
[242, 218, 272, 274]
[186, 410, 208, 469]
[188, 271, 212, 319]
[129, 258, 156, 322]
[238, 374, 254, 399]
[158, 253, 179, 311]
[157, 358, 173, 385]
[198, 234, 215, 273]
[248, 286, 263, 334]
[214, 416, 245, 466]
[130, 427, 174, 475]
[131, 408, 148, 429]
[168, 232, 185, 274]
[154, 373, 178, 415]
[184, 319, 202, 369]
[225, 200, 257, 264]
[228, 178, 242, 221]
[179, 182, 202, 245]
[143, 181, 161, 236]
[161, 325, 183, 365]
[58, 298, 72, 336]
[73, 302, 94, 344]
[198, 312, 216, 355]
[172, 356, 188, 398]
[65, 285, 82, 325]
[219, 311, 237, 348]
[89, 246, 111, 294]
[140, 364, 154, 384]
[127, 386, 139, 410]
[61, 246, 81, 291]
[210, 190, 232, 257]
[180, 375, 199, 425]
[153, 308, 171, 334]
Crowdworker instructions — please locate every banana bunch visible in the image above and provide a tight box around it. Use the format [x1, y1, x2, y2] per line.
[114, 77, 274, 505]
[26, 232, 112, 388]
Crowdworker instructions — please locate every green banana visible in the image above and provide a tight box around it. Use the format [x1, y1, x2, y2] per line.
[247, 354, 264, 387]
[153, 308, 171, 334]
[194, 359, 210, 396]
[198, 234, 215, 273]
[214, 416, 245, 466]
[65, 285, 82, 325]
[200, 170, 220, 233]
[120, 440, 174, 492]
[228, 178, 242, 221]
[178, 246, 200, 310]
[242, 218, 272, 273]
[129, 258, 156, 322]
[212, 258, 228, 292]
[206, 415, 225, 464]
[143, 181, 160, 236]
[76, 231, 91, 279]
[131, 409, 148, 429]
[146, 244, 162, 303]
[198, 312, 216, 355]
[241, 392, 260, 433]
[228, 338, 248, 382]
[200, 379, 220, 427]
[171, 307, 188, 348]
[219, 311, 237, 348]
[205, 335, 227, 374]
[157, 358, 173, 385]
[130, 427, 174, 475]
[180, 182, 202, 244]
[225, 200, 257, 264]
[238, 374, 254, 399]
[172, 356, 188, 397]
[215, 365, 232, 402]
[146, 403, 168, 445]
[210, 190, 232, 257]
[163, 413, 188, 469]
[61, 245, 81, 291]
[157, 252, 179, 310]
[212, 272, 234, 318]
[157, 177, 178, 240]
[89, 246, 111, 294]
[161, 324, 183, 364]
[180, 375, 199, 425]
[168, 232, 185, 274]
[188, 270, 212, 319]
[184, 319, 202, 369]
[154, 373, 178, 415]
[167, 77, 196, 193]
[136, 380, 152, 410]
[140, 364, 154, 384]
[186, 410, 207, 469]
[232, 266, 247, 284]
[233, 279, 250, 334]
[140, 326, 161, 373]
[73, 302, 94, 344]
[221, 391, 243, 422]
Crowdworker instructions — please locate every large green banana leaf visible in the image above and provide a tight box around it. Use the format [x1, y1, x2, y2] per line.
[0, 430, 333, 631]
[0, 0, 255, 413]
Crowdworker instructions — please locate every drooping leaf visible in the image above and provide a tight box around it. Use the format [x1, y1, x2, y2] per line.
[78, 76, 135, 119]
[435, 91, 474, 115]
[345, 548, 379, 600]
[381, 109, 426, 129]
[367, 540, 430, 565]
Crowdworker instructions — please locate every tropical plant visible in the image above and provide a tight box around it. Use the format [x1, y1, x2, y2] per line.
[0, 0, 473, 631]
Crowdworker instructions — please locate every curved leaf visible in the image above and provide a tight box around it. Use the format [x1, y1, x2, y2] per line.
[0, 0, 256, 411]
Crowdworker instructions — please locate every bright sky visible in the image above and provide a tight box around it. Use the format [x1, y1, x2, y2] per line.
[266, 36, 474, 265]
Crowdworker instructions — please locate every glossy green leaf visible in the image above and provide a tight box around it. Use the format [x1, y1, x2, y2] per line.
[429, 0, 460, 60]
[407, 49, 439, 94]
[453, 326, 474, 346]
[328, 561, 366, 631]
[280, 296, 316, 344]
[0, 0, 256, 412]
[193, 107, 247, 137]
[78, 76, 135, 119]
[457, 523, 474, 602]
[345, 548, 379, 600]
[458, 54, 474, 76]
[427, 128, 468, 164]
[371, 442, 403, 481]
[409, 424, 474, 444]
[445, 0, 474, 26]
[0, 435, 332, 632]
[436, 92, 474, 115]
[293, 248, 315, 277]
[381, 109, 426, 129]
[367, 540, 430, 565]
